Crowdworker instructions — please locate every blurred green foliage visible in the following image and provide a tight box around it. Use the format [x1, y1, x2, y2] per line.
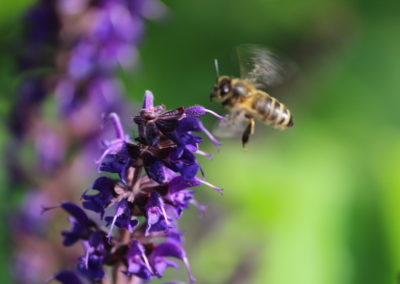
[2, 0, 400, 283]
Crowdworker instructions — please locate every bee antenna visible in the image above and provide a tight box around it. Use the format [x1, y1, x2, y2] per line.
[214, 58, 220, 78]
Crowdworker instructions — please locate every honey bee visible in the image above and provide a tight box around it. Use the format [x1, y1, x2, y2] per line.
[210, 45, 294, 148]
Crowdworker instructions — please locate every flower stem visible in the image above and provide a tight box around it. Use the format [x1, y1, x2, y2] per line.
[129, 166, 143, 195]
[113, 229, 131, 284]
[114, 166, 143, 283]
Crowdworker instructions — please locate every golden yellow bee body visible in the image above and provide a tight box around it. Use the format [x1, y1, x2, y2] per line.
[210, 45, 295, 147]
[227, 78, 293, 130]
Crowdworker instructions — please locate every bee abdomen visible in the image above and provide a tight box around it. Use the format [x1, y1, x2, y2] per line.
[252, 95, 293, 129]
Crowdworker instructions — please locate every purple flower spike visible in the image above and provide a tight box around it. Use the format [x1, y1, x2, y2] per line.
[53, 91, 223, 283]
[151, 242, 196, 283]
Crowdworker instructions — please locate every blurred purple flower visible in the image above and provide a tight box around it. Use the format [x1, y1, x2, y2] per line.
[8, 1, 168, 284]
[10, 191, 51, 236]
[35, 127, 65, 174]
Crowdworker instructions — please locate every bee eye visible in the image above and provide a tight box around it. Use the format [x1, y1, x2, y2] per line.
[232, 84, 247, 97]
[221, 84, 230, 94]
[219, 78, 231, 96]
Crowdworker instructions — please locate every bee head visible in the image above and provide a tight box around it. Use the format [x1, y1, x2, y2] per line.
[210, 76, 232, 101]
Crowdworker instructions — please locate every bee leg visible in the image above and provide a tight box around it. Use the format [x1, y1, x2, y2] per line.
[242, 116, 255, 149]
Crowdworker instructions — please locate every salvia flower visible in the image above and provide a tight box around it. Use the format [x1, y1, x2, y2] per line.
[53, 91, 223, 283]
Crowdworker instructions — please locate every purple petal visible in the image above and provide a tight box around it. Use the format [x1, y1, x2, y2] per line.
[169, 190, 196, 216]
[99, 153, 131, 178]
[168, 176, 201, 193]
[146, 219, 168, 235]
[60, 202, 90, 226]
[125, 240, 153, 279]
[61, 221, 90, 246]
[170, 146, 185, 160]
[185, 105, 224, 120]
[78, 253, 105, 281]
[183, 163, 199, 179]
[151, 242, 196, 282]
[178, 117, 221, 149]
[129, 240, 145, 256]
[124, 262, 152, 281]
[108, 112, 124, 139]
[52, 270, 83, 284]
[105, 215, 138, 232]
[152, 242, 184, 260]
[82, 177, 115, 218]
[185, 106, 206, 118]
[93, 176, 115, 190]
[144, 160, 166, 184]
[146, 192, 170, 235]
[167, 230, 184, 244]
[143, 90, 154, 109]
[195, 177, 223, 193]
[105, 200, 137, 238]
[153, 258, 179, 278]
[195, 149, 213, 159]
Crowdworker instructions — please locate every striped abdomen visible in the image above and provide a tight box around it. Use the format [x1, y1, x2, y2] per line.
[251, 93, 294, 129]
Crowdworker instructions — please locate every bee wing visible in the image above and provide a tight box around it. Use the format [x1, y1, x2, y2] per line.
[213, 111, 247, 138]
[237, 44, 296, 91]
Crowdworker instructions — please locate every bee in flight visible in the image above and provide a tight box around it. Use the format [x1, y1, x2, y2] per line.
[210, 45, 294, 148]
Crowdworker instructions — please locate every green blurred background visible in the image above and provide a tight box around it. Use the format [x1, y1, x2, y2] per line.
[2, 0, 400, 283]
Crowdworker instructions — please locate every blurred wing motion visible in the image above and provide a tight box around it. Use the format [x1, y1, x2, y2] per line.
[236, 44, 296, 91]
[213, 111, 247, 138]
